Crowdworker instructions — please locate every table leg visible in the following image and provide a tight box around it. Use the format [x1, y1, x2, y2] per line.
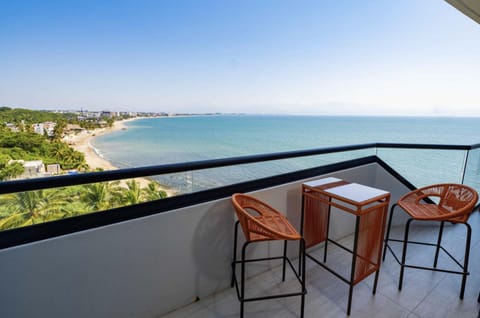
[347, 215, 361, 316]
[323, 204, 332, 263]
[299, 192, 305, 275]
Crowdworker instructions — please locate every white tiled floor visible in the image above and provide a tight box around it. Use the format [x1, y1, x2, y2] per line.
[162, 212, 480, 318]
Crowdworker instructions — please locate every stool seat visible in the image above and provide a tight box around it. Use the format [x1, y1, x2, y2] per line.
[249, 213, 301, 241]
[397, 184, 477, 222]
[399, 202, 455, 220]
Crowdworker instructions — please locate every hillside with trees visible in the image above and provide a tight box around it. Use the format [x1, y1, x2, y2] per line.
[0, 108, 88, 180]
[0, 107, 65, 125]
[0, 107, 168, 232]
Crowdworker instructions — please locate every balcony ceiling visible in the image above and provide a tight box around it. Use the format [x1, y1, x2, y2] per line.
[446, 0, 480, 24]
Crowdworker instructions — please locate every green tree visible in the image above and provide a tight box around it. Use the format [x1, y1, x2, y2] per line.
[60, 149, 86, 170]
[142, 181, 168, 201]
[106, 117, 115, 128]
[0, 161, 24, 180]
[55, 186, 90, 217]
[53, 119, 67, 141]
[0, 189, 71, 229]
[0, 107, 64, 125]
[0, 154, 24, 180]
[122, 180, 143, 205]
[50, 142, 66, 162]
[81, 182, 122, 212]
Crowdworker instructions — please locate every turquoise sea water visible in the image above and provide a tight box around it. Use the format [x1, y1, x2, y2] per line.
[93, 115, 480, 192]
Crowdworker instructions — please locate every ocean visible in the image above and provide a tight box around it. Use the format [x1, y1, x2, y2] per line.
[92, 115, 480, 192]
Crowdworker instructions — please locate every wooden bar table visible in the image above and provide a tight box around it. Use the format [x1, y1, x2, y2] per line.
[300, 177, 390, 315]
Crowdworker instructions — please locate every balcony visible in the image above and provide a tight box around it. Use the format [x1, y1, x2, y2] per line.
[162, 213, 480, 317]
[0, 143, 479, 317]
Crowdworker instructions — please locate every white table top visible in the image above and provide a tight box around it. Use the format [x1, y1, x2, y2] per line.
[303, 177, 342, 188]
[304, 178, 389, 203]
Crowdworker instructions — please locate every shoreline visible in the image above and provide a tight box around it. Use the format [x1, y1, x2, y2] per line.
[66, 118, 134, 172]
[66, 118, 175, 196]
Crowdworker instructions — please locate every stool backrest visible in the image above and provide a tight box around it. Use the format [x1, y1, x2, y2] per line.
[408, 183, 478, 222]
[231, 193, 300, 241]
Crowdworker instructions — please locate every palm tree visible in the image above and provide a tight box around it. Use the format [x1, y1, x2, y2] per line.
[142, 181, 168, 201]
[68, 152, 88, 171]
[61, 149, 80, 169]
[58, 185, 90, 217]
[0, 188, 71, 230]
[123, 180, 143, 205]
[50, 142, 66, 161]
[81, 181, 122, 212]
[77, 161, 90, 172]
[52, 119, 66, 141]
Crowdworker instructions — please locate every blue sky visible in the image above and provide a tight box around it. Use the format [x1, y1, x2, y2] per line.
[0, 0, 479, 115]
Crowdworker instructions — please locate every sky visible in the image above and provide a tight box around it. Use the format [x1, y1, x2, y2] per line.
[0, 0, 479, 116]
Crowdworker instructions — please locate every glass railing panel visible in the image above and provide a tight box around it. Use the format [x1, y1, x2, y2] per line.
[376, 148, 467, 188]
[153, 171, 192, 195]
[179, 148, 376, 193]
[462, 148, 480, 196]
[0, 148, 375, 231]
[5, 145, 474, 233]
[304, 148, 375, 168]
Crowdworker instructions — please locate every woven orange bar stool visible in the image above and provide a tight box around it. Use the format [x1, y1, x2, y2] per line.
[383, 183, 478, 299]
[231, 193, 306, 318]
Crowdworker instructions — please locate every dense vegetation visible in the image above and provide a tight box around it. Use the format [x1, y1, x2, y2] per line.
[0, 180, 168, 230]
[0, 129, 88, 177]
[0, 107, 65, 124]
[0, 107, 168, 231]
[0, 107, 118, 130]
[0, 107, 122, 180]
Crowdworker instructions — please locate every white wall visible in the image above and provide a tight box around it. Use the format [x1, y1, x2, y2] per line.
[0, 163, 411, 318]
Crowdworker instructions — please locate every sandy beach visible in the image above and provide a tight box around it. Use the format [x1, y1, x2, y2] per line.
[67, 118, 174, 196]
[66, 124, 122, 172]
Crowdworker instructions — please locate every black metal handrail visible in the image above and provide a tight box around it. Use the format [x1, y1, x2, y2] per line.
[376, 143, 479, 150]
[0, 142, 477, 194]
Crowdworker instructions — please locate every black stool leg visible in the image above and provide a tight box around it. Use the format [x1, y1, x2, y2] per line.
[460, 223, 472, 299]
[399, 218, 413, 291]
[373, 268, 380, 294]
[231, 221, 240, 287]
[433, 221, 445, 268]
[282, 240, 287, 281]
[383, 203, 397, 261]
[299, 194, 306, 276]
[240, 242, 250, 318]
[300, 238, 306, 318]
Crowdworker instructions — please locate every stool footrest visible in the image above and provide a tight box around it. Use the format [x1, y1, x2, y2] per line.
[384, 239, 467, 272]
[231, 255, 306, 302]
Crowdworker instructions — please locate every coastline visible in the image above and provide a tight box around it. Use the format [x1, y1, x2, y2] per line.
[66, 121, 126, 172]
[66, 118, 175, 196]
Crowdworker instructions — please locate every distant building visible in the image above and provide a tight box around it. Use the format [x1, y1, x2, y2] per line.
[46, 164, 61, 175]
[9, 160, 46, 179]
[6, 123, 19, 132]
[84, 112, 101, 120]
[65, 124, 85, 134]
[32, 123, 44, 135]
[120, 112, 137, 117]
[32, 122, 56, 136]
[43, 122, 56, 135]
[101, 111, 114, 118]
